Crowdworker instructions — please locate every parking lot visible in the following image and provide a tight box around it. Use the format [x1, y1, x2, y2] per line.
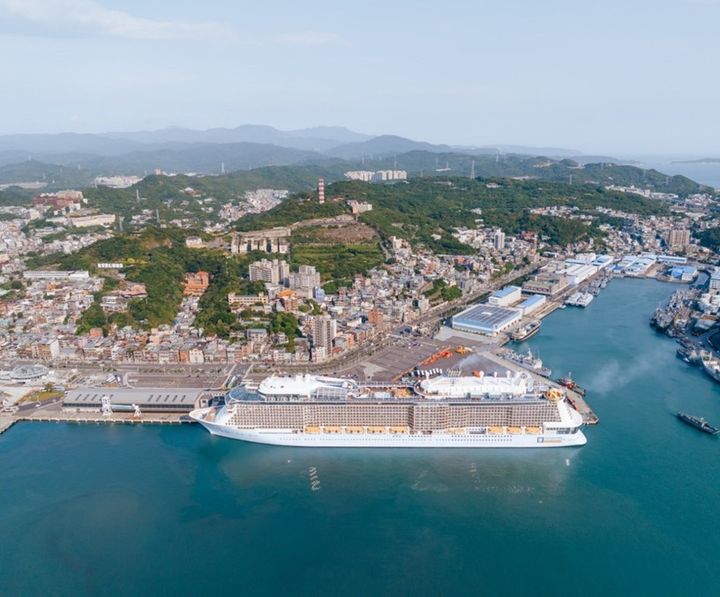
[335, 329, 514, 382]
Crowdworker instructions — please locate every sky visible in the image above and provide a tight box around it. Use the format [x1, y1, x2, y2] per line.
[0, 0, 718, 155]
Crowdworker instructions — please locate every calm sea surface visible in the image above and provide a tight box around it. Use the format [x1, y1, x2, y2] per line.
[1, 278, 719, 596]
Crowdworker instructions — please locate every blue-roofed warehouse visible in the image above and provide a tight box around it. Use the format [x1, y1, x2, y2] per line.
[517, 294, 547, 316]
[451, 304, 522, 336]
[668, 265, 697, 282]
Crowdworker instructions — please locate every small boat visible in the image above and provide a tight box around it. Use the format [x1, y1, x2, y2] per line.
[676, 412, 720, 435]
[556, 372, 587, 396]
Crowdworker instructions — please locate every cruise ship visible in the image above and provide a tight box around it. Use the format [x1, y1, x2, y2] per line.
[190, 373, 587, 448]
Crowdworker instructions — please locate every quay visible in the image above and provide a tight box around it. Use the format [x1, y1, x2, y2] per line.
[485, 350, 599, 425]
[0, 410, 195, 435]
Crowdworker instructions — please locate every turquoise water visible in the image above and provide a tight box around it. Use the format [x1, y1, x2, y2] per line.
[2, 278, 720, 596]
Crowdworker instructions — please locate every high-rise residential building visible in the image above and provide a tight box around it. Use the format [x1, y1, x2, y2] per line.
[288, 265, 321, 291]
[668, 228, 691, 249]
[248, 259, 290, 285]
[367, 307, 383, 326]
[318, 178, 325, 204]
[312, 315, 337, 349]
[493, 228, 506, 250]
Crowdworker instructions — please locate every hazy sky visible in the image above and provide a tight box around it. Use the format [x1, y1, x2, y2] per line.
[0, 0, 717, 154]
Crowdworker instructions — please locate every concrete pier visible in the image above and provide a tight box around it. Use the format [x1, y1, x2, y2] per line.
[485, 350, 600, 425]
[0, 416, 16, 435]
[0, 410, 196, 435]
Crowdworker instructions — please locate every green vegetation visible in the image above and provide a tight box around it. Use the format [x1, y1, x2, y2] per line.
[75, 302, 107, 335]
[83, 164, 352, 225]
[40, 227, 253, 337]
[380, 151, 709, 196]
[0, 161, 94, 190]
[0, 187, 33, 206]
[20, 388, 64, 404]
[424, 279, 462, 303]
[290, 225, 385, 282]
[235, 199, 349, 231]
[324, 177, 670, 253]
[698, 228, 720, 252]
[269, 312, 301, 351]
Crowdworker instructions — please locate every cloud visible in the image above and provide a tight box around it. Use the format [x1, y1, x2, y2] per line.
[0, 0, 231, 40]
[272, 31, 346, 47]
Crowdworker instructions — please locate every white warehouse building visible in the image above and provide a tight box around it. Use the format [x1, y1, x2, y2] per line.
[564, 263, 597, 285]
[488, 285, 522, 307]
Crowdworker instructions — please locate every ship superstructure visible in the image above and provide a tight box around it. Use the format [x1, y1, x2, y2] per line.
[190, 373, 587, 448]
[565, 292, 594, 307]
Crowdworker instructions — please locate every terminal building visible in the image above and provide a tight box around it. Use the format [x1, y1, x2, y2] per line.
[451, 304, 522, 336]
[63, 388, 204, 413]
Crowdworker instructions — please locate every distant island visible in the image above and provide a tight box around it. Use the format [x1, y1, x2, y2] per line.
[672, 158, 720, 164]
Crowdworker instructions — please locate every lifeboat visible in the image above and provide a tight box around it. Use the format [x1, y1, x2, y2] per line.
[544, 388, 564, 402]
[388, 426, 409, 434]
[447, 427, 467, 435]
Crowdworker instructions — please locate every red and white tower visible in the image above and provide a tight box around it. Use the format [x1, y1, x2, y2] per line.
[317, 178, 325, 204]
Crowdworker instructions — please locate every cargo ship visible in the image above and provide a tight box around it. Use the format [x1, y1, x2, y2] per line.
[190, 374, 587, 448]
[676, 412, 720, 435]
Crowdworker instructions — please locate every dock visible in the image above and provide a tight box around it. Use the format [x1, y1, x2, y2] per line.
[564, 391, 599, 425]
[485, 350, 599, 425]
[0, 410, 196, 435]
[0, 416, 16, 435]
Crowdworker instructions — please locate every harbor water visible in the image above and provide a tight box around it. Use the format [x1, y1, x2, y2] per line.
[1, 278, 720, 596]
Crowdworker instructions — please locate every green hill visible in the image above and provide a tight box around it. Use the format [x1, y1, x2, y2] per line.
[241, 177, 670, 254]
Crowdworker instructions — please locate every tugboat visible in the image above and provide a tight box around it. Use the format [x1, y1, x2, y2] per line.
[556, 372, 587, 396]
[676, 412, 720, 435]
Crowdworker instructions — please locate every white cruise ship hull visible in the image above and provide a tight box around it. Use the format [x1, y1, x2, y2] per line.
[191, 410, 587, 448]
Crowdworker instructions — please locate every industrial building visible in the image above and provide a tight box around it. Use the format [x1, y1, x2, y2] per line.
[564, 263, 598, 285]
[668, 265, 697, 282]
[613, 256, 655, 276]
[451, 304, 522, 336]
[522, 275, 570, 296]
[488, 285, 522, 307]
[63, 388, 203, 413]
[517, 294, 546, 316]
